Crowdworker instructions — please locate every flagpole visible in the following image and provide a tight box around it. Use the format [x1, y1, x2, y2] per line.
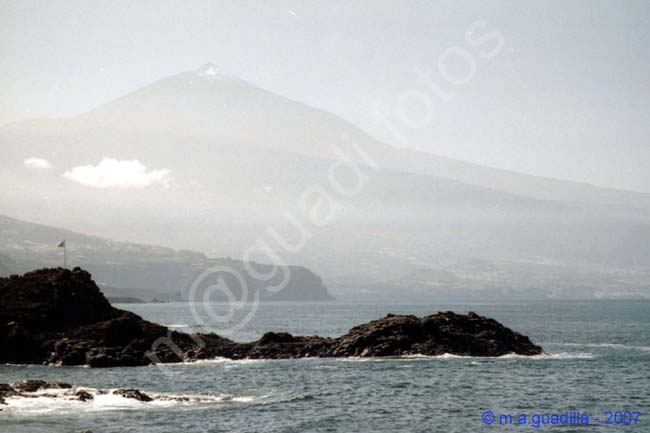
[58, 240, 67, 269]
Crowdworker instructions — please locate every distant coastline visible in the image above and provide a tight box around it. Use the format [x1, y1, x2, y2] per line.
[107, 296, 168, 304]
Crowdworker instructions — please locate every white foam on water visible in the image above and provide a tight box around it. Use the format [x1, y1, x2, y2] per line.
[336, 354, 471, 362]
[1, 386, 265, 416]
[232, 396, 256, 403]
[434, 354, 474, 359]
[499, 352, 595, 360]
[163, 357, 271, 366]
[162, 356, 327, 367]
[336, 352, 596, 362]
[547, 342, 650, 352]
[1, 363, 91, 368]
[144, 351, 600, 368]
[2, 388, 155, 415]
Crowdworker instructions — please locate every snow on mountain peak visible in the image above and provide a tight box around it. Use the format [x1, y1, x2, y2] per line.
[197, 63, 220, 78]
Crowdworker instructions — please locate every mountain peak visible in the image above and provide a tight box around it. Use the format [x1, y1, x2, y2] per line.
[197, 63, 220, 78]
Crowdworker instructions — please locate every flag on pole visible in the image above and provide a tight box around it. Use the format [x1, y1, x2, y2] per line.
[57, 240, 67, 268]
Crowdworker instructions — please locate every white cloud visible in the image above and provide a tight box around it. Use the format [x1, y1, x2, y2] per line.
[64, 157, 171, 188]
[24, 157, 52, 170]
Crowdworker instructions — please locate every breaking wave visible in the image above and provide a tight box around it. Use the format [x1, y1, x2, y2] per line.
[0, 386, 274, 415]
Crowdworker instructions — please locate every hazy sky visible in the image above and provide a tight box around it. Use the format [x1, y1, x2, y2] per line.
[2, 0, 649, 192]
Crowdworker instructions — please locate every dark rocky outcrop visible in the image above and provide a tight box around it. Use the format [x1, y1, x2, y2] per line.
[0, 383, 17, 405]
[113, 389, 153, 402]
[12, 380, 72, 393]
[74, 389, 94, 402]
[0, 268, 543, 367]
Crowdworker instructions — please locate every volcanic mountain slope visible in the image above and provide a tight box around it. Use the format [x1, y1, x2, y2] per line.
[5, 64, 650, 213]
[2, 64, 650, 299]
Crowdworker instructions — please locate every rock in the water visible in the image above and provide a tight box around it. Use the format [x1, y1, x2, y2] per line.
[0, 383, 18, 403]
[0, 384, 12, 406]
[12, 380, 72, 393]
[74, 390, 94, 402]
[113, 389, 153, 402]
[0, 268, 192, 367]
[0, 383, 15, 394]
[329, 311, 542, 357]
[0, 268, 543, 367]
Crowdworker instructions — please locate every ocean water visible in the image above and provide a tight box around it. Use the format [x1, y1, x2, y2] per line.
[1, 300, 649, 433]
